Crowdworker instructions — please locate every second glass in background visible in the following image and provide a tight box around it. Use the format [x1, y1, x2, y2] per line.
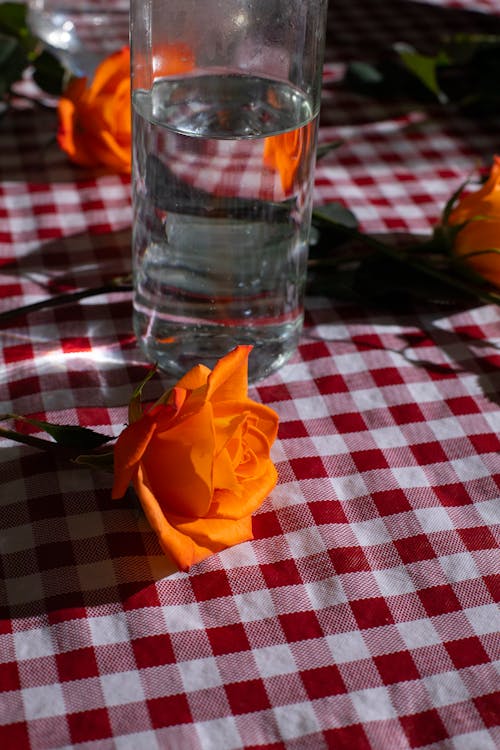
[131, 0, 328, 381]
[27, 0, 130, 76]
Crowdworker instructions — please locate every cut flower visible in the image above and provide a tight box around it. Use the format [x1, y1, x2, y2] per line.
[57, 47, 132, 173]
[447, 155, 500, 288]
[112, 346, 279, 571]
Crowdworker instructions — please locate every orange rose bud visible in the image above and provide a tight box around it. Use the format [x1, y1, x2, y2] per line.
[57, 47, 132, 173]
[448, 156, 500, 288]
[112, 346, 279, 572]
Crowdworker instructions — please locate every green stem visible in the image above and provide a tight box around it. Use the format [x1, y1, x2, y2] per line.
[314, 212, 500, 306]
[0, 425, 61, 452]
[0, 276, 132, 325]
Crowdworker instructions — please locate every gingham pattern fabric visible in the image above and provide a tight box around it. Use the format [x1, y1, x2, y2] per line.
[1, 2, 500, 749]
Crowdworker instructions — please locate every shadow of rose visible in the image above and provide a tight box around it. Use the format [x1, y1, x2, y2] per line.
[0, 445, 179, 621]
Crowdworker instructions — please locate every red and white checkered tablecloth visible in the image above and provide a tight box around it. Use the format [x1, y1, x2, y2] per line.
[1, 2, 500, 749]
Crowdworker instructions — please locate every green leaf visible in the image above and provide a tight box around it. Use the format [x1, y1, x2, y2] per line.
[394, 43, 449, 102]
[316, 139, 344, 161]
[128, 367, 158, 423]
[0, 2, 38, 53]
[74, 452, 114, 472]
[6, 415, 113, 450]
[313, 202, 358, 229]
[0, 1, 28, 37]
[0, 33, 28, 97]
[32, 48, 65, 96]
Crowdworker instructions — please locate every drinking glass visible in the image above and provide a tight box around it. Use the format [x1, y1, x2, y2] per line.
[27, 0, 130, 76]
[130, 0, 328, 381]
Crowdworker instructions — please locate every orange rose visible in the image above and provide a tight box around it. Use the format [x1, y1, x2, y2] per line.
[112, 346, 279, 571]
[57, 47, 132, 173]
[448, 156, 500, 288]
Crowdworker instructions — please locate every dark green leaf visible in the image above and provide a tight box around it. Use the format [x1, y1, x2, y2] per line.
[10, 415, 113, 450]
[394, 43, 449, 102]
[316, 139, 343, 160]
[0, 2, 38, 53]
[0, 1, 28, 37]
[313, 203, 358, 230]
[0, 33, 28, 97]
[32, 48, 65, 96]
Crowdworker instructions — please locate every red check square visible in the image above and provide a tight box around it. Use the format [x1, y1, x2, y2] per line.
[68, 708, 112, 744]
[257, 383, 291, 403]
[484, 575, 500, 602]
[351, 450, 389, 472]
[332, 412, 367, 433]
[411, 441, 448, 465]
[474, 692, 500, 728]
[0, 723, 30, 748]
[147, 694, 192, 728]
[315, 374, 349, 394]
[324, 724, 371, 750]
[299, 341, 331, 361]
[389, 403, 425, 424]
[0, 661, 20, 692]
[225, 679, 270, 715]
[309, 501, 349, 525]
[372, 489, 412, 516]
[36, 541, 75, 570]
[190, 570, 233, 601]
[290, 457, 328, 480]
[446, 397, 481, 416]
[278, 420, 308, 439]
[400, 709, 448, 747]
[418, 585, 461, 617]
[350, 597, 394, 630]
[261, 559, 302, 588]
[300, 664, 346, 699]
[207, 624, 250, 656]
[371, 367, 405, 386]
[252, 510, 282, 539]
[4, 343, 34, 364]
[470, 433, 500, 453]
[56, 647, 99, 682]
[279, 611, 323, 642]
[132, 634, 176, 669]
[445, 637, 489, 669]
[434, 483, 472, 506]
[329, 547, 370, 574]
[459, 527, 498, 552]
[374, 651, 419, 684]
[394, 535, 435, 564]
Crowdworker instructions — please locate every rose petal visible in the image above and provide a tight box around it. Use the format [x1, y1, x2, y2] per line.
[133, 466, 254, 572]
[209, 461, 278, 519]
[452, 218, 500, 287]
[88, 47, 130, 101]
[132, 465, 201, 570]
[112, 415, 157, 499]
[142, 401, 215, 517]
[206, 345, 252, 403]
[172, 513, 254, 555]
[450, 156, 500, 225]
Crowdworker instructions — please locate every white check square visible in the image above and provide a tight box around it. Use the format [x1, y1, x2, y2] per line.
[351, 686, 397, 721]
[101, 670, 145, 706]
[22, 683, 65, 720]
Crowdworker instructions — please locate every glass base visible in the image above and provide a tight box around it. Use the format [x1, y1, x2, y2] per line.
[134, 313, 302, 383]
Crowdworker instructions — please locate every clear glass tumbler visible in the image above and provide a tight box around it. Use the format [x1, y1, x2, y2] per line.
[28, 0, 129, 76]
[130, 0, 328, 381]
